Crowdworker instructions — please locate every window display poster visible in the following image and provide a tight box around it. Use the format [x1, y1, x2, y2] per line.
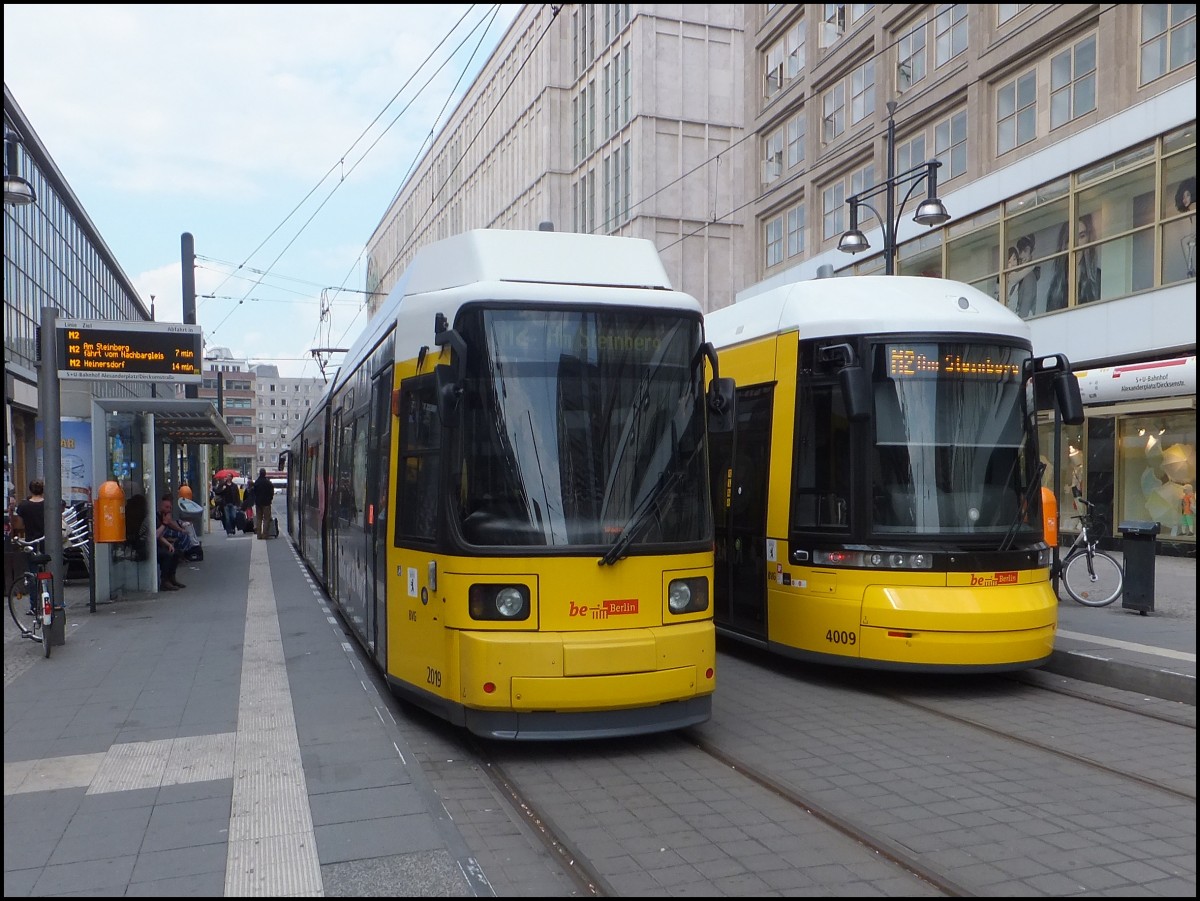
[34, 418, 94, 505]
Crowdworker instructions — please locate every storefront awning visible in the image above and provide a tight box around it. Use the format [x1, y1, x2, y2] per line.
[100, 399, 234, 445]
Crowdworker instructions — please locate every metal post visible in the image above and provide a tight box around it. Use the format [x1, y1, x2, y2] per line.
[39, 306, 65, 642]
[182, 234, 198, 490]
[216, 369, 224, 469]
[884, 101, 896, 276]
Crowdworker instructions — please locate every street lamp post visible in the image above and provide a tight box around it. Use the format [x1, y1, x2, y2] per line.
[838, 101, 951, 275]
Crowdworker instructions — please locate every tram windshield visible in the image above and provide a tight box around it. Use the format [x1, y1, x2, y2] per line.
[453, 307, 711, 549]
[868, 340, 1038, 538]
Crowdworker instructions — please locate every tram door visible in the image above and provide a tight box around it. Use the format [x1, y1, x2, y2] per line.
[713, 384, 773, 638]
[365, 368, 392, 669]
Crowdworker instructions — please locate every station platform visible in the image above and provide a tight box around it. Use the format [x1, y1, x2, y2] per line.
[1045, 549, 1196, 705]
[3, 517, 1194, 896]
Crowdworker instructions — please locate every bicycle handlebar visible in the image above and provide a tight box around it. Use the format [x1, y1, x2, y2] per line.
[11, 535, 47, 551]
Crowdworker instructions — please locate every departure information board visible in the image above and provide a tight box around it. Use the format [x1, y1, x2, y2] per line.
[56, 319, 203, 382]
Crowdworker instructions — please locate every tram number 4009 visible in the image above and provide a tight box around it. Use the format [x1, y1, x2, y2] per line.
[825, 629, 857, 646]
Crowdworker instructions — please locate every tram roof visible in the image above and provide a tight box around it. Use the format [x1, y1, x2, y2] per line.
[704, 276, 1032, 350]
[338, 229, 699, 383]
[400, 229, 676, 295]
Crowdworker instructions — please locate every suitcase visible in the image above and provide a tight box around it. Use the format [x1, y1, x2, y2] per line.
[269, 517, 280, 539]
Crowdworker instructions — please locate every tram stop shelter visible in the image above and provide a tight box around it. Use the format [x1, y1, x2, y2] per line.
[90, 397, 232, 602]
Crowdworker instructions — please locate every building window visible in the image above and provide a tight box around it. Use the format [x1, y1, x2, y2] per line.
[821, 3, 846, 48]
[765, 215, 784, 267]
[934, 4, 968, 67]
[934, 110, 967, 180]
[997, 4, 1030, 25]
[787, 112, 806, 168]
[822, 83, 846, 143]
[850, 60, 875, 124]
[1140, 4, 1197, 84]
[764, 36, 785, 99]
[786, 20, 805, 79]
[896, 134, 926, 177]
[763, 128, 784, 184]
[850, 163, 875, 200]
[787, 202, 807, 258]
[897, 19, 927, 92]
[822, 182, 846, 240]
[1050, 35, 1097, 130]
[997, 70, 1037, 155]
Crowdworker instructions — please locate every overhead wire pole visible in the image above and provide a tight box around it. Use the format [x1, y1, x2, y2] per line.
[39, 305, 65, 645]
[181, 232, 199, 496]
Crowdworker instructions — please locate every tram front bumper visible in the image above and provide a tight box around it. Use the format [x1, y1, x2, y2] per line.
[456, 621, 715, 711]
[858, 581, 1057, 668]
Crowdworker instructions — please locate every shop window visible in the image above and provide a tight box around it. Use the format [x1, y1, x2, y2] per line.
[1039, 420, 1087, 538]
[896, 232, 944, 278]
[945, 211, 1002, 301]
[1118, 411, 1196, 541]
[1161, 141, 1197, 285]
[1075, 162, 1157, 303]
[1002, 181, 1069, 318]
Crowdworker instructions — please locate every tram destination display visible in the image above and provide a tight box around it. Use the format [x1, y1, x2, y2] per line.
[56, 319, 203, 382]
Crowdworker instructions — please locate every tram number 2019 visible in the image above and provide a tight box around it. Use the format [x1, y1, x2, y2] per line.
[426, 667, 442, 688]
[825, 629, 857, 646]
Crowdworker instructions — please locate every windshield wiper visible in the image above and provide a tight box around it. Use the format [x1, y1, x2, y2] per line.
[999, 459, 1046, 551]
[598, 466, 682, 566]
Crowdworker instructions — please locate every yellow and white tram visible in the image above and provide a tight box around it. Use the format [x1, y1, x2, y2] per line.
[705, 276, 1083, 672]
[291, 228, 734, 739]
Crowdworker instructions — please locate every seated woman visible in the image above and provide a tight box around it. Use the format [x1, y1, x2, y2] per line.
[158, 495, 200, 568]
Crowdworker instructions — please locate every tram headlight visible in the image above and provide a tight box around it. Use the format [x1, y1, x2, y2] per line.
[468, 584, 531, 621]
[667, 577, 709, 615]
[818, 550, 933, 570]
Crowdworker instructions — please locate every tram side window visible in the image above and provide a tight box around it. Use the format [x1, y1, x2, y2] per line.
[395, 376, 441, 543]
[792, 381, 851, 530]
[334, 419, 358, 523]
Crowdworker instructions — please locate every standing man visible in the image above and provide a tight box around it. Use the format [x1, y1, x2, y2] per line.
[252, 468, 275, 539]
[216, 476, 239, 536]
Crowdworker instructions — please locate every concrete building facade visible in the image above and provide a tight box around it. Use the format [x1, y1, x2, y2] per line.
[362, 4, 1196, 554]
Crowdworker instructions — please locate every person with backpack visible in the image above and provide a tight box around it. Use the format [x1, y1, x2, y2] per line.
[252, 468, 276, 540]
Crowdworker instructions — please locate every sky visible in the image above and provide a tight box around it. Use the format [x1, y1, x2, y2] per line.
[4, 3, 521, 379]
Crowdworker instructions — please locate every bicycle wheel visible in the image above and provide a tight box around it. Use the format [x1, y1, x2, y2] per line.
[7, 576, 35, 638]
[1062, 550, 1124, 607]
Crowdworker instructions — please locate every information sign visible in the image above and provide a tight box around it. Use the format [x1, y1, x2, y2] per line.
[56, 319, 203, 382]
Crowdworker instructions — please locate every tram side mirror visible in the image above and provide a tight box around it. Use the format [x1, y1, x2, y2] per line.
[707, 377, 736, 433]
[1054, 371, 1084, 425]
[435, 364, 461, 428]
[839, 365, 871, 423]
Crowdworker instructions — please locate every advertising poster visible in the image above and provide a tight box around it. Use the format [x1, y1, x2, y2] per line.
[34, 417, 94, 504]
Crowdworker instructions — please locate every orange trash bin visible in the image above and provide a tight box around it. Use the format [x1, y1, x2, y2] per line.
[95, 480, 127, 543]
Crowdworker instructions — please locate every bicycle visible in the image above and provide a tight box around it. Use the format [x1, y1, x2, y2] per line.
[1057, 497, 1124, 607]
[6, 535, 55, 657]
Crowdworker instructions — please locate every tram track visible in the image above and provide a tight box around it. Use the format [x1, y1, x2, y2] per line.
[370, 642, 1194, 897]
[878, 690, 1196, 803]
